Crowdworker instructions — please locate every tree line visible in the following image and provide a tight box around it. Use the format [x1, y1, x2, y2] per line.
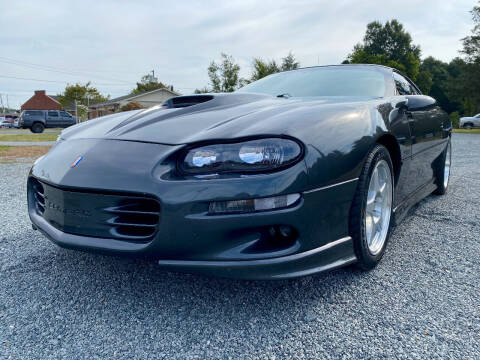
[57, 2, 480, 124]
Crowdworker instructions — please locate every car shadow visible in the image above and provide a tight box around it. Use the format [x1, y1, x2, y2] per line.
[22, 242, 371, 325]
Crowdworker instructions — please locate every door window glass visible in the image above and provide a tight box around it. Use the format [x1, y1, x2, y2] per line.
[26, 111, 43, 116]
[48, 111, 58, 117]
[393, 72, 415, 95]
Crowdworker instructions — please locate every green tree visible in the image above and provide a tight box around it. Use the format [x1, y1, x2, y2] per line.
[251, 52, 300, 81]
[345, 20, 421, 80]
[450, 2, 480, 114]
[207, 53, 243, 92]
[57, 82, 109, 108]
[131, 74, 167, 94]
[281, 52, 300, 71]
[418, 57, 460, 114]
[194, 87, 211, 94]
[251, 58, 280, 81]
[461, 2, 480, 62]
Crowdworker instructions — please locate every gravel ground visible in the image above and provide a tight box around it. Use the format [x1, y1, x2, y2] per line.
[0, 133, 479, 359]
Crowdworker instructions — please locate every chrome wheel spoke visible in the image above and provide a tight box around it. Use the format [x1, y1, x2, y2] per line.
[364, 159, 393, 255]
[443, 142, 451, 189]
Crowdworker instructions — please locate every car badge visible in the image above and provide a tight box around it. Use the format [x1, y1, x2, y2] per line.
[71, 156, 83, 168]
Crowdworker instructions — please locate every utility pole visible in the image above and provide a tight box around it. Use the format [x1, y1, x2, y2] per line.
[75, 99, 78, 124]
[149, 69, 156, 83]
[6, 94, 9, 112]
[0, 93, 4, 114]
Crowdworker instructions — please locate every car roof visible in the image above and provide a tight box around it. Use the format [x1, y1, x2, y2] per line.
[290, 63, 394, 73]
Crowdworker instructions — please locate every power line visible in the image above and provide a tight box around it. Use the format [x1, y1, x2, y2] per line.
[0, 56, 140, 76]
[0, 74, 132, 86]
[0, 56, 134, 84]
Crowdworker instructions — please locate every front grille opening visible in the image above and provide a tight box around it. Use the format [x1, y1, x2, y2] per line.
[31, 178, 45, 215]
[30, 178, 161, 243]
[110, 213, 159, 226]
[114, 198, 161, 213]
[113, 225, 156, 238]
[104, 198, 161, 241]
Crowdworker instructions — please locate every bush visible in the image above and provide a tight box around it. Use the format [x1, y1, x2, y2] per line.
[450, 111, 460, 129]
[120, 101, 144, 112]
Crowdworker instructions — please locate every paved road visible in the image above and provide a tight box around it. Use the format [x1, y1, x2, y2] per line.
[0, 133, 478, 359]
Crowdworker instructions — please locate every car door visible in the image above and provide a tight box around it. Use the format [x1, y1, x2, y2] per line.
[474, 114, 480, 127]
[393, 72, 445, 195]
[46, 110, 61, 128]
[59, 111, 73, 127]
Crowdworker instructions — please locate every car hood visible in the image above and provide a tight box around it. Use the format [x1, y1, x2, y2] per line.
[60, 93, 378, 145]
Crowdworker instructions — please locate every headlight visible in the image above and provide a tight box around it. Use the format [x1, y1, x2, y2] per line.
[179, 138, 303, 174]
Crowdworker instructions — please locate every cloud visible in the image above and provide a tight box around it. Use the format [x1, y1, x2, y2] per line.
[0, 0, 474, 108]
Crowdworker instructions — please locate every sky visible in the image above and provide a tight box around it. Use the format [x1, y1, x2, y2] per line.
[0, 0, 476, 110]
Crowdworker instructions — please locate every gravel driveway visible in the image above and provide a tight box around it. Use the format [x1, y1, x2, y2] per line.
[0, 133, 479, 359]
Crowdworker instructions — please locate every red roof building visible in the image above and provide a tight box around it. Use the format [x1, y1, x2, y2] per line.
[21, 90, 62, 111]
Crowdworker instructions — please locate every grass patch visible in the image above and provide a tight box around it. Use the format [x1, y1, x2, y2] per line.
[0, 133, 58, 142]
[0, 145, 52, 163]
[453, 128, 480, 134]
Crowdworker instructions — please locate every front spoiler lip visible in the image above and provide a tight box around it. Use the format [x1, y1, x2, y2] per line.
[31, 203, 357, 279]
[158, 237, 356, 280]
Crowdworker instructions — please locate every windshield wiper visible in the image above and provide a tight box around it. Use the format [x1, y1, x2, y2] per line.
[276, 93, 292, 98]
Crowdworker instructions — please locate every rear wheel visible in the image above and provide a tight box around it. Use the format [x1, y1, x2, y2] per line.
[349, 145, 394, 270]
[464, 123, 473, 130]
[433, 139, 451, 195]
[31, 123, 45, 133]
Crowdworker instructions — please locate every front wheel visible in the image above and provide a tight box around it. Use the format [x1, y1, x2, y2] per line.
[30, 123, 45, 133]
[433, 139, 451, 195]
[349, 145, 394, 270]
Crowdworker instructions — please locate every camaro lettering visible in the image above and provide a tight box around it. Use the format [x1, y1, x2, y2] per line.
[45, 201, 92, 217]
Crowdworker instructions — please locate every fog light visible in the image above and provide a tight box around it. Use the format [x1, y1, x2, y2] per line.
[209, 194, 300, 214]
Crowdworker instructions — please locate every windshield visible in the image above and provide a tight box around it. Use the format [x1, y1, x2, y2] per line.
[237, 66, 388, 98]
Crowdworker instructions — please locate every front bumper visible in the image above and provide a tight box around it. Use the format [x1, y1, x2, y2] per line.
[28, 138, 358, 279]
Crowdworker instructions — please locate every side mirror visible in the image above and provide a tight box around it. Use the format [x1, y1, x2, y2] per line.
[395, 99, 408, 109]
[405, 95, 436, 111]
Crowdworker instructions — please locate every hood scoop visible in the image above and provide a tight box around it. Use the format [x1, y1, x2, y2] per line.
[163, 95, 214, 108]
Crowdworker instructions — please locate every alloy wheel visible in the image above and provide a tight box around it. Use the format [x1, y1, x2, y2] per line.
[444, 141, 451, 189]
[365, 159, 393, 255]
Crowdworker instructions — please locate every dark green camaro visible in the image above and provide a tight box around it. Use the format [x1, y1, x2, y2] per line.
[28, 65, 452, 279]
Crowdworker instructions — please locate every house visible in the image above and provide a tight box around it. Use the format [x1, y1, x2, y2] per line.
[21, 90, 62, 111]
[88, 87, 180, 119]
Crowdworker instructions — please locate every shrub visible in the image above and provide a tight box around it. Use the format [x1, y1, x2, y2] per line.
[120, 101, 144, 112]
[450, 111, 460, 129]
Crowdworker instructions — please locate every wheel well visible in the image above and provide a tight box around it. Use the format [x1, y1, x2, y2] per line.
[376, 135, 401, 185]
[463, 122, 474, 126]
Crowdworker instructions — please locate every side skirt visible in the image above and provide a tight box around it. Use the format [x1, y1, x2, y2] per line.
[392, 177, 437, 225]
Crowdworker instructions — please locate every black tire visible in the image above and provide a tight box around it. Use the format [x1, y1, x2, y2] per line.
[433, 139, 451, 195]
[349, 144, 394, 270]
[464, 123, 473, 130]
[30, 123, 45, 133]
